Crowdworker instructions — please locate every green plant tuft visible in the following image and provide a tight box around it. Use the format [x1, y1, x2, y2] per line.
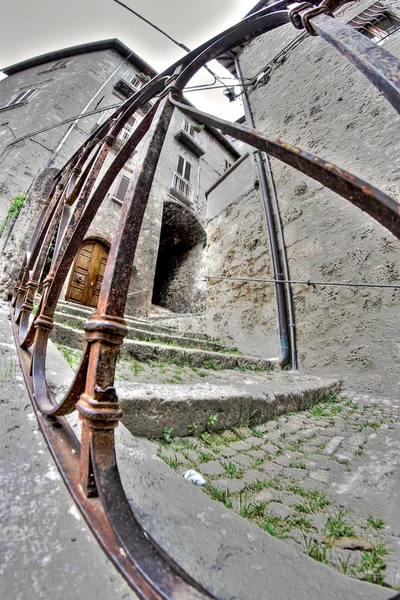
[0, 194, 25, 236]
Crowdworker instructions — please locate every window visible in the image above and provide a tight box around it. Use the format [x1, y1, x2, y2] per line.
[123, 71, 143, 90]
[113, 173, 131, 203]
[7, 88, 37, 107]
[171, 155, 194, 201]
[348, 2, 400, 43]
[51, 58, 70, 69]
[183, 119, 198, 138]
[118, 115, 136, 141]
[223, 159, 232, 172]
[130, 75, 143, 90]
[177, 155, 192, 181]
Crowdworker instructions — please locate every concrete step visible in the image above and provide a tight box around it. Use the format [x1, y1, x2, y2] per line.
[55, 300, 209, 340]
[50, 322, 277, 372]
[144, 313, 206, 335]
[53, 310, 225, 352]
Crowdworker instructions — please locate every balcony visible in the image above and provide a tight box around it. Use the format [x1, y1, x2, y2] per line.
[174, 119, 206, 158]
[170, 172, 194, 205]
[113, 78, 152, 113]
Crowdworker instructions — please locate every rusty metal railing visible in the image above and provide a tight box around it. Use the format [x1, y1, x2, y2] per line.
[10, 1, 400, 597]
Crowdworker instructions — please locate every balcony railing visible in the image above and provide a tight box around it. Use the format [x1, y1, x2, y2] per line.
[171, 171, 194, 202]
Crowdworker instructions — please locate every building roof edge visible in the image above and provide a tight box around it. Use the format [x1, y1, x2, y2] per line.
[2, 38, 157, 76]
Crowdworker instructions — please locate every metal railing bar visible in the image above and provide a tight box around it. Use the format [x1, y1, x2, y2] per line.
[309, 11, 400, 114]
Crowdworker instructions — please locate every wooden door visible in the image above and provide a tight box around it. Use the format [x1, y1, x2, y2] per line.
[66, 239, 109, 308]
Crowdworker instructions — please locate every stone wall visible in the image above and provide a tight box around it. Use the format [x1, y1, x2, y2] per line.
[0, 167, 58, 299]
[224, 0, 400, 394]
[154, 242, 206, 314]
[206, 154, 279, 358]
[0, 49, 137, 221]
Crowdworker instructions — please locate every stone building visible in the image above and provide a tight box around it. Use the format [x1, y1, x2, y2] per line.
[207, 0, 400, 395]
[0, 39, 239, 315]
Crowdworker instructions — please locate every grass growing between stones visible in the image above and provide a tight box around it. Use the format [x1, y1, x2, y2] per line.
[55, 343, 82, 371]
[0, 357, 18, 382]
[155, 393, 399, 589]
[324, 511, 355, 539]
[356, 546, 389, 585]
[304, 538, 331, 564]
[222, 462, 244, 479]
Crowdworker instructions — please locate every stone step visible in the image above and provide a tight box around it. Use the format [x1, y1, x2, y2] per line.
[117, 374, 342, 437]
[144, 313, 206, 335]
[55, 300, 209, 339]
[53, 310, 225, 352]
[50, 322, 277, 373]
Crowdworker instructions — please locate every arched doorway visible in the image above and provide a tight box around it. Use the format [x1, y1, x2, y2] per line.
[152, 201, 205, 313]
[66, 238, 109, 308]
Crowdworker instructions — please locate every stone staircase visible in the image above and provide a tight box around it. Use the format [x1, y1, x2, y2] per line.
[49, 299, 342, 437]
[51, 299, 276, 370]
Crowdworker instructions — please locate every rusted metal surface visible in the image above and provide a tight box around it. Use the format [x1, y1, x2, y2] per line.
[10, 0, 400, 597]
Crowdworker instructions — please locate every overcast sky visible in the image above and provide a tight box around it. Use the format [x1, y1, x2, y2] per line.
[0, 0, 259, 120]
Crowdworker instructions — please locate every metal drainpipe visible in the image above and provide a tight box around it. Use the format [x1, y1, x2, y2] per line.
[234, 56, 293, 367]
[264, 153, 298, 370]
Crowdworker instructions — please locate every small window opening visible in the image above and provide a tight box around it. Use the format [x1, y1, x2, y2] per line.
[113, 174, 131, 203]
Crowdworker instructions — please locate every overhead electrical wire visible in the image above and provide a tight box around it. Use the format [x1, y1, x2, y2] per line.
[205, 275, 400, 290]
[0, 77, 253, 161]
[111, 0, 237, 91]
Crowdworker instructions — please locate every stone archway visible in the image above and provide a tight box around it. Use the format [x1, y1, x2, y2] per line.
[152, 201, 205, 313]
[65, 237, 110, 308]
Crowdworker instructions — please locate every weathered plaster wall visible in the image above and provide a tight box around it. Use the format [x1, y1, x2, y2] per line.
[206, 154, 279, 357]
[226, 0, 400, 393]
[0, 49, 145, 222]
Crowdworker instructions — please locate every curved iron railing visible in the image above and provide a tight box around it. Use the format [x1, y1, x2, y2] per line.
[10, 1, 400, 597]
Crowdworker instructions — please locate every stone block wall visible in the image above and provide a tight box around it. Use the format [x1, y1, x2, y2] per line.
[225, 0, 400, 394]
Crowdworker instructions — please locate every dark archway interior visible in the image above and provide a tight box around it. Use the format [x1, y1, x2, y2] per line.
[152, 201, 205, 313]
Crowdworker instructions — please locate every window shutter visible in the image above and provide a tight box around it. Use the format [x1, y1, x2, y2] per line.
[53, 59, 69, 69]
[184, 161, 191, 182]
[114, 175, 130, 202]
[177, 156, 184, 176]
[8, 89, 36, 106]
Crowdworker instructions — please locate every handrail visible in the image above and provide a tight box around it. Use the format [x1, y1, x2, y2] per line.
[10, 1, 400, 597]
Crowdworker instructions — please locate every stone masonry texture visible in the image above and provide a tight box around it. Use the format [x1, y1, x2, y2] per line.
[0, 167, 58, 299]
[209, 0, 400, 395]
[158, 389, 400, 590]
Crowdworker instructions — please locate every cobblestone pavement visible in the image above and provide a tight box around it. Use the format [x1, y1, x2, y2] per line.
[157, 391, 400, 590]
